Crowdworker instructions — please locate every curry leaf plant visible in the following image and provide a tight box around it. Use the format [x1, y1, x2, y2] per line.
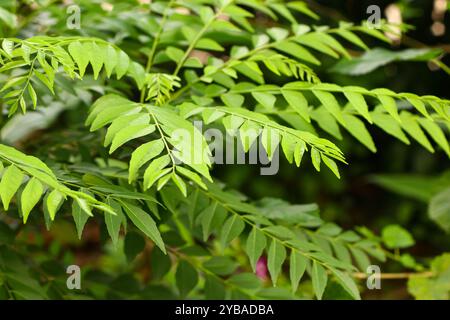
[0, 0, 448, 300]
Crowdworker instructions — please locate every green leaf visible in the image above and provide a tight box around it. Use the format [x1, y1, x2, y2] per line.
[45, 189, 64, 221]
[102, 44, 118, 77]
[400, 113, 434, 152]
[418, 118, 450, 156]
[27, 84, 37, 109]
[86, 42, 103, 79]
[331, 48, 442, 75]
[104, 113, 150, 147]
[155, 175, 169, 191]
[197, 202, 218, 241]
[311, 106, 342, 139]
[261, 127, 280, 160]
[200, 6, 214, 24]
[71, 199, 90, 239]
[176, 261, 198, 298]
[109, 124, 156, 154]
[205, 275, 226, 299]
[171, 173, 187, 197]
[68, 41, 89, 77]
[311, 261, 328, 300]
[228, 273, 261, 290]
[166, 46, 184, 64]
[408, 253, 450, 300]
[129, 139, 165, 183]
[0, 8, 17, 28]
[330, 268, 361, 300]
[335, 29, 368, 50]
[1, 76, 27, 93]
[313, 90, 344, 124]
[245, 227, 267, 272]
[121, 201, 165, 253]
[311, 148, 321, 171]
[221, 93, 244, 108]
[196, 38, 224, 51]
[124, 232, 145, 261]
[143, 155, 171, 190]
[104, 199, 123, 247]
[282, 90, 310, 122]
[0, 165, 23, 210]
[405, 95, 429, 118]
[267, 27, 289, 41]
[151, 247, 172, 280]
[90, 104, 142, 132]
[374, 91, 400, 122]
[204, 256, 238, 276]
[295, 33, 338, 58]
[233, 61, 264, 84]
[267, 240, 287, 286]
[252, 92, 276, 110]
[287, 2, 319, 19]
[342, 113, 376, 152]
[322, 155, 340, 178]
[75, 197, 93, 217]
[372, 112, 410, 144]
[115, 50, 130, 79]
[382, 224, 415, 249]
[276, 41, 320, 65]
[343, 91, 371, 122]
[350, 247, 371, 271]
[176, 167, 207, 189]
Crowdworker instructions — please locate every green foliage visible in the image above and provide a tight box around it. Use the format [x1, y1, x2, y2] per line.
[0, 0, 448, 300]
[331, 48, 443, 75]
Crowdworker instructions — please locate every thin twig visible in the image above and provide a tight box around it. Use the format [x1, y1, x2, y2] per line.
[352, 271, 434, 280]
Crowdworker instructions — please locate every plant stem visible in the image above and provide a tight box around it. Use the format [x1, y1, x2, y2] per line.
[140, 0, 176, 103]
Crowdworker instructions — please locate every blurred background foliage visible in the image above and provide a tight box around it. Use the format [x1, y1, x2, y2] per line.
[216, 0, 450, 298]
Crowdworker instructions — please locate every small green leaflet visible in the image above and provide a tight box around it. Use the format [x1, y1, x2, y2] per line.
[0, 165, 23, 210]
[175, 261, 198, 298]
[220, 215, 245, 248]
[45, 189, 64, 221]
[281, 90, 310, 123]
[120, 201, 166, 253]
[71, 200, 90, 239]
[311, 261, 328, 300]
[128, 139, 165, 183]
[245, 227, 267, 272]
[289, 251, 307, 292]
[330, 268, 361, 300]
[104, 198, 124, 247]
